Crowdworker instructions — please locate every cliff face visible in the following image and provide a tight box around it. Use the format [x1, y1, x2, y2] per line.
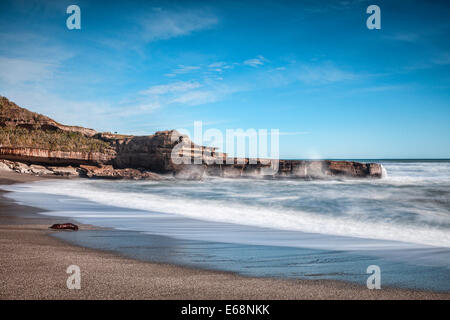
[102, 131, 179, 172]
[98, 130, 383, 179]
[0, 96, 384, 179]
[0, 147, 115, 166]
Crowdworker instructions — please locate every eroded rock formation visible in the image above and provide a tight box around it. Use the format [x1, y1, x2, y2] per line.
[0, 96, 384, 180]
[98, 130, 384, 179]
[79, 165, 162, 180]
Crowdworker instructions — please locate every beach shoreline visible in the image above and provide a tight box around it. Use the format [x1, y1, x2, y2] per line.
[0, 170, 449, 300]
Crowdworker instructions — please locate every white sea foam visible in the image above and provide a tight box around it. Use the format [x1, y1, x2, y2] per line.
[5, 161, 450, 248]
[381, 164, 388, 178]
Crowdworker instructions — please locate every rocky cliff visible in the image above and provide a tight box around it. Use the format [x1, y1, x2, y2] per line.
[0, 96, 384, 179]
[0, 147, 115, 165]
[96, 129, 383, 179]
[0, 96, 97, 136]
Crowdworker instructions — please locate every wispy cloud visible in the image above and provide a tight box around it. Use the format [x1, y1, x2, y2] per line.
[206, 61, 233, 73]
[141, 80, 218, 107]
[140, 79, 241, 107]
[112, 102, 161, 118]
[140, 8, 218, 42]
[0, 57, 56, 84]
[0, 31, 74, 86]
[279, 131, 310, 136]
[243, 55, 268, 67]
[172, 65, 201, 74]
[432, 52, 450, 65]
[401, 51, 450, 72]
[348, 85, 410, 95]
[387, 32, 421, 43]
[142, 81, 202, 95]
[171, 90, 218, 105]
[166, 62, 236, 77]
[208, 62, 226, 68]
[296, 64, 356, 84]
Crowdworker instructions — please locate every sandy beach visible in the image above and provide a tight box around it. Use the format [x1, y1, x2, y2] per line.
[0, 171, 449, 300]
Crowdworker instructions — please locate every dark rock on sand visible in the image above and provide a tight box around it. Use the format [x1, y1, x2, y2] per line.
[49, 223, 79, 231]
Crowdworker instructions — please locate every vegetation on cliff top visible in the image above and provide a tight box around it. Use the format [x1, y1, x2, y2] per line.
[0, 96, 111, 153]
[0, 127, 112, 152]
[0, 96, 52, 123]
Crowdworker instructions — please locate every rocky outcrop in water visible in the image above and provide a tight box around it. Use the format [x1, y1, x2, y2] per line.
[168, 159, 383, 179]
[102, 130, 383, 179]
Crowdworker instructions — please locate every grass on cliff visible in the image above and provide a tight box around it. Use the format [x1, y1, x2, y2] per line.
[0, 127, 112, 153]
[0, 96, 51, 123]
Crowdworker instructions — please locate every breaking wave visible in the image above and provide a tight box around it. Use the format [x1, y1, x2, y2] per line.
[4, 161, 450, 248]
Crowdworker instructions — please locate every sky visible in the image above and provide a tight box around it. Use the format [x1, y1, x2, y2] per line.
[0, 0, 449, 159]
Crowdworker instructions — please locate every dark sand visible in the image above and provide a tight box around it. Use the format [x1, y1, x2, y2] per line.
[0, 170, 449, 299]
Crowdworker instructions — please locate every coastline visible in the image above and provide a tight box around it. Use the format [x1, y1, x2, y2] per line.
[1, 171, 449, 300]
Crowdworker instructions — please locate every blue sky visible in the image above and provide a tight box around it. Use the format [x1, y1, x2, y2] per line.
[0, 0, 449, 158]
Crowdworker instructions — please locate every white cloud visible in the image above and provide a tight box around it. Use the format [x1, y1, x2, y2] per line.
[113, 102, 161, 117]
[243, 55, 268, 67]
[388, 32, 420, 43]
[140, 80, 214, 106]
[296, 65, 355, 84]
[139, 80, 238, 107]
[141, 8, 218, 42]
[0, 57, 56, 84]
[163, 65, 201, 77]
[205, 62, 236, 74]
[142, 81, 202, 95]
[171, 65, 201, 74]
[171, 90, 218, 105]
[208, 62, 226, 68]
[350, 85, 408, 94]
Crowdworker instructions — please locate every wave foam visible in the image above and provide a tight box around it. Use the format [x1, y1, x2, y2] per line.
[6, 179, 450, 248]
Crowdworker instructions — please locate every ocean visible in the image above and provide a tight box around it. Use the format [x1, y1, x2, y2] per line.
[4, 160, 450, 291]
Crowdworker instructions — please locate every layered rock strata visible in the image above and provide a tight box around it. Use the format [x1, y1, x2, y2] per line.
[0, 97, 384, 180]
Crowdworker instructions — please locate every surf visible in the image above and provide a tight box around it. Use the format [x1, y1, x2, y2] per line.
[5, 160, 450, 248]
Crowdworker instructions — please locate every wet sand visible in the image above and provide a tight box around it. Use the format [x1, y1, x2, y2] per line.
[0, 170, 449, 299]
